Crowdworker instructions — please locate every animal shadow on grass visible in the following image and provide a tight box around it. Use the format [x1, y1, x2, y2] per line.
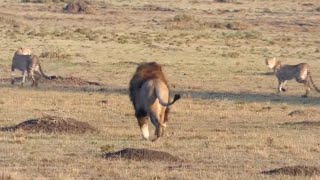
[174, 90, 320, 106]
[2, 76, 320, 105]
[0, 77, 127, 95]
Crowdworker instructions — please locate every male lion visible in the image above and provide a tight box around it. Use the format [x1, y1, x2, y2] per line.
[266, 57, 320, 97]
[11, 48, 56, 87]
[129, 62, 181, 141]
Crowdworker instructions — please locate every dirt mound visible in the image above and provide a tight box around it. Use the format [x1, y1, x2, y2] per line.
[288, 110, 306, 116]
[41, 76, 101, 86]
[288, 109, 316, 117]
[103, 148, 182, 162]
[64, 0, 96, 14]
[0, 115, 97, 134]
[262, 165, 320, 176]
[0, 76, 101, 87]
[282, 121, 320, 127]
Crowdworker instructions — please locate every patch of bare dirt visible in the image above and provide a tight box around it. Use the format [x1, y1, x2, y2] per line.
[262, 165, 320, 176]
[0, 115, 97, 134]
[41, 76, 101, 86]
[103, 148, 182, 162]
[0, 76, 101, 87]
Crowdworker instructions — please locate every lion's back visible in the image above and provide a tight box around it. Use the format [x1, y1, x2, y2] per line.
[129, 62, 169, 106]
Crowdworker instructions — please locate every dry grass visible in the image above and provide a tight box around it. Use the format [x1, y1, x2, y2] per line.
[40, 45, 70, 59]
[0, 0, 320, 179]
[21, 0, 65, 3]
[164, 14, 250, 30]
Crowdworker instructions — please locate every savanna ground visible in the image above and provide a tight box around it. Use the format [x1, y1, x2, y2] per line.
[0, 0, 320, 179]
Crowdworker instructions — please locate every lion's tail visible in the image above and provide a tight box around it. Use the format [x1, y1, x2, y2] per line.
[155, 86, 181, 107]
[38, 64, 57, 80]
[157, 94, 181, 107]
[308, 71, 320, 93]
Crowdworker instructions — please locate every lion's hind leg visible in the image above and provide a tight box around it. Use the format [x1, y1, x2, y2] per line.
[159, 112, 166, 137]
[149, 113, 162, 142]
[150, 112, 168, 141]
[161, 108, 170, 137]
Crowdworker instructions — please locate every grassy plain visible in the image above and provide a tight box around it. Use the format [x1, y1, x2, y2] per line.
[0, 0, 319, 179]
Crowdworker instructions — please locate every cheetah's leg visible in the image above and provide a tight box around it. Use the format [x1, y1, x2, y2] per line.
[278, 80, 287, 94]
[11, 70, 15, 85]
[302, 80, 311, 98]
[21, 70, 27, 87]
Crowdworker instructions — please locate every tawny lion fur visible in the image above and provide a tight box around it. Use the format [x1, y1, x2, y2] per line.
[129, 62, 180, 141]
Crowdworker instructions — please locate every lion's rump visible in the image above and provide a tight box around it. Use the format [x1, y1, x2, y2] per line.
[129, 62, 168, 107]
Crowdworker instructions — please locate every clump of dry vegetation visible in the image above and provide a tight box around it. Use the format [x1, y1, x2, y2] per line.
[165, 14, 250, 30]
[222, 52, 240, 58]
[225, 21, 249, 30]
[165, 14, 199, 30]
[134, 4, 175, 12]
[215, 0, 238, 3]
[40, 46, 70, 59]
[74, 28, 100, 41]
[64, 0, 97, 14]
[262, 8, 272, 13]
[222, 31, 262, 39]
[262, 166, 320, 176]
[0, 16, 31, 35]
